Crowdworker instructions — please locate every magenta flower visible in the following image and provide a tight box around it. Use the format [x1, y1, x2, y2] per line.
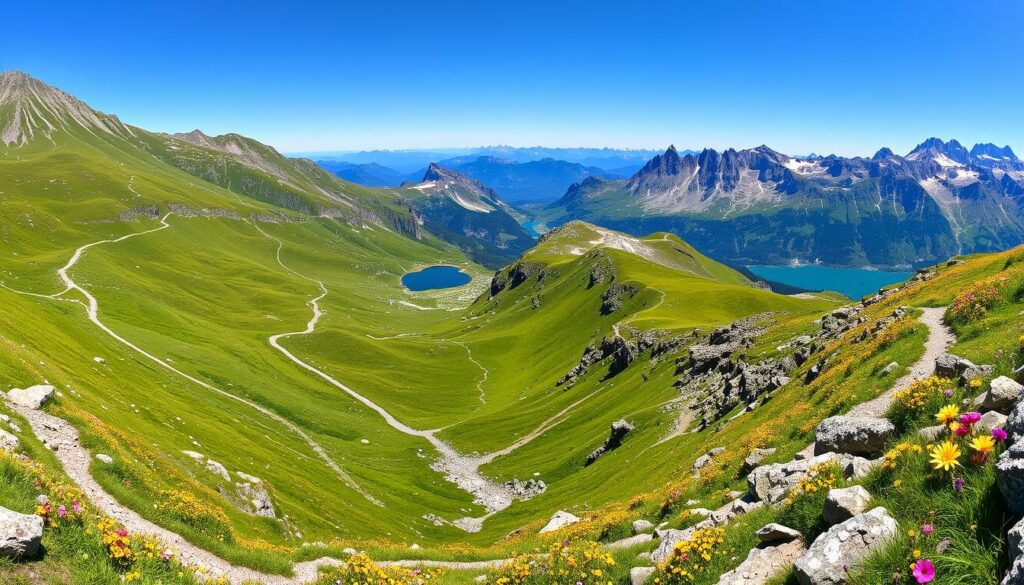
[960, 412, 982, 425]
[162, 549, 174, 560]
[921, 524, 934, 536]
[993, 428, 1009, 442]
[953, 424, 971, 437]
[117, 528, 128, 537]
[943, 388, 954, 397]
[954, 477, 965, 492]
[57, 505, 67, 518]
[71, 502, 81, 515]
[912, 559, 935, 583]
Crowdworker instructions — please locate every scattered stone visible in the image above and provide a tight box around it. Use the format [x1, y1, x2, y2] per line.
[717, 538, 806, 585]
[693, 446, 726, 474]
[234, 478, 275, 518]
[688, 508, 713, 517]
[976, 376, 1024, 412]
[342, 547, 357, 555]
[5, 385, 55, 409]
[632, 519, 654, 535]
[539, 510, 580, 533]
[651, 527, 695, 563]
[997, 441, 1024, 514]
[182, 450, 204, 461]
[0, 505, 44, 560]
[793, 507, 898, 585]
[756, 523, 802, 543]
[748, 453, 876, 504]
[0, 429, 18, 452]
[34, 495, 48, 507]
[822, 486, 871, 524]
[742, 448, 776, 474]
[504, 478, 546, 499]
[95, 454, 113, 464]
[814, 416, 895, 456]
[880, 361, 900, 376]
[93, 357, 106, 364]
[206, 459, 230, 482]
[409, 543, 420, 550]
[630, 566, 655, 585]
[586, 420, 635, 465]
[360, 439, 370, 445]
[918, 425, 945, 441]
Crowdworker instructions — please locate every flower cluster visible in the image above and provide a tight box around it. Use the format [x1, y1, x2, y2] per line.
[784, 463, 839, 505]
[906, 525, 937, 583]
[892, 376, 954, 412]
[882, 441, 924, 470]
[487, 540, 615, 585]
[948, 276, 1007, 323]
[318, 552, 439, 585]
[97, 517, 134, 563]
[654, 526, 726, 583]
[924, 404, 1008, 476]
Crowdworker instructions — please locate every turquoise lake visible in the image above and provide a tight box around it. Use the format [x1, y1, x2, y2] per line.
[747, 265, 913, 300]
[401, 265, 472, 291]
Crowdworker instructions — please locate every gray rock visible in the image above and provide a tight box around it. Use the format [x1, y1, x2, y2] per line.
[998, 442, 1024, 514]
[586, 419, 635, 465]
[5, 384, 55, 409]
[0, 429, 18, 452]
[822, 486, 871, 524]
[794, 507, 898, 585]
[934, 353, 961, 378]
[235, 479, 275, 518]
[539, 510, 580, 533]
[95, 453, 113, 464]
[651, 527, 695, 563]
[693, 446, 726, 474]
[504, 478, 546, 499]
[918, 425, 945, 441]
[632, 519, 654, 535]
[206, 459, 230, 482]
[880, 362, 900, 375]
[961, 364, 994, 385]
[1009, 516, 1024, 566]
[0, 505, 44, 560]
[756, 523, 802, 543]
[630, 566, 655, 585]
[182, 450, 204, 460]
[742, 447, 777, 474]
[718, 538, 806, 585]
[814, 416, 895, 456]
[977, 376, 1024, 412]
[748, 453, 873, 504]
[978, 411, 1008, 434]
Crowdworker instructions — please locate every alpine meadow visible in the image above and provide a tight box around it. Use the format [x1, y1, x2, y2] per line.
[4, 3, 1024, 584]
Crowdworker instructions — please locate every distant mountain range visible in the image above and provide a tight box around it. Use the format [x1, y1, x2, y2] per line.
[536, 139, 1024, 269]
[318, 156, 638, 204]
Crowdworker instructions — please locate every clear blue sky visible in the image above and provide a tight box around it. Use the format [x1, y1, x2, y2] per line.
[5, 0, 1023, 156]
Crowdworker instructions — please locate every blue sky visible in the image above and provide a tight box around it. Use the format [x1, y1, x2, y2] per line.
[5, 0, 1023, 156]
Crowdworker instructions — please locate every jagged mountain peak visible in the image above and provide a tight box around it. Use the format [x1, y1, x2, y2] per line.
[872, 147, 895, 160]
[0, 70, 132, 147]
[971, 142, 1018, 162]
[907, 137, 971, 164]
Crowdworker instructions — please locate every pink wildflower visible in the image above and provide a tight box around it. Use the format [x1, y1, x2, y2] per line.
[960, 412, 982, 425]
[993, 428, 1009, 442]
[921, 524, 934, 536]
[71, 502, 81, 514]
[912, 559, 935, 583]
[57, 505, 67, 518]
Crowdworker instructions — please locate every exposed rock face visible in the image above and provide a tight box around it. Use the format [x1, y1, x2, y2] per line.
[539, 510, 580, 533]
[717, 538, 806, 585]
[977, 376, 1024, 412]
[1005, 517, 1024, 584]
[1009, 397, 1024, 441]
[794, 508, 898, 585]
[934, 352, 993, 384]
[586, 420, 635, 465]
[0, 506, 44, 560]
[814, 416, 895, 456]
[233, 474, 275, 518]
[205, 459, 231, 482]
[5, 385, 55, 409]
[997, 441, 1024, 514]
[692, 446, 726, 474]
[822, 486, 871, 524]
[742, 448, 777, 474]
[600, 283, 639, 315]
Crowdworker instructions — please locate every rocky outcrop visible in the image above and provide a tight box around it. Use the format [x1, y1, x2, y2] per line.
[539, 510, 580, 533]
[717, 538, 806, 585]
[503, 478, 547, 499]
[822, 486, 871, 524]
[586, 420, 634, 465]
[692, 447, 726, 475]
[632, 519, 654, 535]
[793, 507, 898, 585]
[814, 416, 895, 457]
[0, 429, 18, 452]
[600, 283, 638, 314]
[5, 385, 55, 409]
[934, 352, 993, 384]
[997, 441, 1024, 514]
[233, 474, 275, 518]
[742, 448, 776, 474]
[0, 506, 43, 560]
[747, 453, 879, 504]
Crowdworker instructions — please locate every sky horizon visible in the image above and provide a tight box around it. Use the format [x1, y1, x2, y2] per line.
[5, 0, 1023, 157]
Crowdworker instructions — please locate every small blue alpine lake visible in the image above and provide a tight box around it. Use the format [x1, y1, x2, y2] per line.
[401, 265, 472, 291]
[746, 264, 913, 300]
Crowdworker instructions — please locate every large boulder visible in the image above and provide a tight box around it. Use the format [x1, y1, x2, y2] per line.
[997, 442, 1024, 514]
[814, 416, 894, 457]
[1005, 518, 1024, 584]
[794, 507, 898, 585]
[0, 506, 44, 559]
[978, 411, 1008, 434]
[630, 566, 655, 585]
[5, 385, 55, 409]
[717, 539, 806, 585]
[976, 377, 1024, 412]
[650, 527, 695, 563]
[1009, 399, 1024, 442]
[539, 510, 580, 534]
[822, 486, 871, 525]
[934, 353, 993, 384]
[742, 448, 777, 474]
